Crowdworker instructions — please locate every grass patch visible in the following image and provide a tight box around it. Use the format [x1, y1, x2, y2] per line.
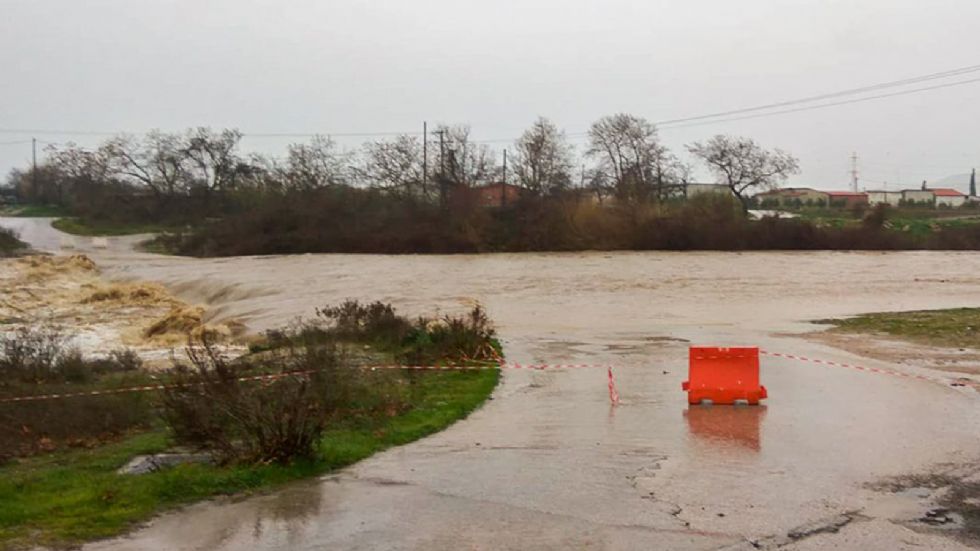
[51, 218, 180, 237]
[0, 368, 498, 549]
[819, 308, 980, 349]
[794, 207, 980, 238]
[0, 204, 70, 218]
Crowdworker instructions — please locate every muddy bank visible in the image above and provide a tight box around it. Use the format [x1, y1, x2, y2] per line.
[809, 331, 980, 378]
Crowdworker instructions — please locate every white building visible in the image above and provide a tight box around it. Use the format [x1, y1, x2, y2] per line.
[901, 189, 935, 205]
[933, 188, 967, 208]
[866, 190, 902, 207]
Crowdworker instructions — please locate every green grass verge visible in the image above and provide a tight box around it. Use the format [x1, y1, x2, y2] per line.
[793, 207, 980, 237]
[0, 369, 499, 550]
[819, 308, 980, 349]
[0, 204, 70, 218]
[51, 218, 179, 237]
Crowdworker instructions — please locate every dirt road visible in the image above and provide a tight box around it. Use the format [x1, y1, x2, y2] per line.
[4, 218, 980, 550]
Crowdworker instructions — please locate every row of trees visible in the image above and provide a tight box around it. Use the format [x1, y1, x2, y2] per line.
[6, 115, 799, 218]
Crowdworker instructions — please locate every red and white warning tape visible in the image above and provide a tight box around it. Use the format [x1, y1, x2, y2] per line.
[1, 350, 971, 404]
[759, 349, 937, 383]
[0, 368, 329, 404]
[0, 362, 622, 404]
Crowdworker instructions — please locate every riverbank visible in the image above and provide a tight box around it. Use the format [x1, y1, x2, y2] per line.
[51, 218, 181, 237]
[812, 308, 980, 378]
[0, 368, 497, 549]
[0, 253, 501, 550]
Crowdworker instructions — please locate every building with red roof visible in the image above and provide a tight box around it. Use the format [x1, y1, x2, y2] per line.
[931, 188, 967, 208]
[825, 191, 869, 209]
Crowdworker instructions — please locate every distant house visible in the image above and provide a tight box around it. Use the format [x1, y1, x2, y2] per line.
[683, 183, 731, 198]
[866, 190, 902, 207]
[468, 182, 523, 208]
[826, 191, 869, 209]
[753, 188, 829, 207]
[932, 188, 967, 208]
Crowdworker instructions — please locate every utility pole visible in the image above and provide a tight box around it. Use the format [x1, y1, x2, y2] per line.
[422, 121, 428, 197]
[502, 149, 508, 185]
[436, 129, 446, 177]
[435, 128, 447, 209]
[501, 149, 508, 208]
[460, 143, 466, 187]
[31, 137, 37, 195]
[850, 152, 859, 192]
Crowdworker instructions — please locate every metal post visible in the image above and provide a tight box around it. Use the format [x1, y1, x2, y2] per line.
[502, 149, 508, 207]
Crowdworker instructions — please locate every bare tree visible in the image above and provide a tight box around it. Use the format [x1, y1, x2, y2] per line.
[583, 166, 614, 204]
[103, 131, 191, 200]
[687, 135, 800, 211]
[512, 117, 574, 196]
[44, 142, 113, 204]
[284, 135, 352, 191]
[586, 113, 686, 203]
[434, 124, 497, 187]
[183, 128, 247, 194]
[361, 135, 427, 197]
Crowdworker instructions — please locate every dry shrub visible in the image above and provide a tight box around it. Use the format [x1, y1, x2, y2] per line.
[161, 336, 406, 464]
[0, 391, 152, 462]
[0, 325, 142, 384]
[0, 327, 151, 461]
[1, 326, 69, 383]
[312, 300, 499, 365]
[315, 300, 413, 347]
[399, 305, 498, 365]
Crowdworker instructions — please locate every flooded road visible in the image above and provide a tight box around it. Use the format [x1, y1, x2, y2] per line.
[5, 218, 980, 549]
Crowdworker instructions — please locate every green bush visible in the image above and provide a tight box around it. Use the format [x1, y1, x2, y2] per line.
[0, 227, 25, 256]
[0, 326, 141, 384]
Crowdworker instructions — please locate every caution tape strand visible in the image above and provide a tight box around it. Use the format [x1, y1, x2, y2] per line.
[0, 362, 621, 404]
[2, 350, 964, 404]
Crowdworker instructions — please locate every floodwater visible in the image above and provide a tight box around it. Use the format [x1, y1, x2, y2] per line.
[5, 217, 980, 550]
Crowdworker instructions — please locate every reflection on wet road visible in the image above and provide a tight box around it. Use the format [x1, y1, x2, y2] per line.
[3, 218, 979, 550]
[685, 405, 766, 451]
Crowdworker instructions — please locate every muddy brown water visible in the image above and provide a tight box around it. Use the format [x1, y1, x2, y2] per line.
[4, 218, 980, 550]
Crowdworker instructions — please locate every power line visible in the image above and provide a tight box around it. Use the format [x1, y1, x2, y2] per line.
[658, 76, 980, 130]
[0, 128, 421, 138]
[2, 63, 979, 143]
[655, 62, 980, 126]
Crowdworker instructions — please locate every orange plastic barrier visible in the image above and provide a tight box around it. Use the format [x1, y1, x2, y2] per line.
[682, 347, 767, 405]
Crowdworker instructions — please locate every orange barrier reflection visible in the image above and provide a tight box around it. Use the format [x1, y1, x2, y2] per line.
[684, 405, 767, 451]
[682, 347, 767, 405]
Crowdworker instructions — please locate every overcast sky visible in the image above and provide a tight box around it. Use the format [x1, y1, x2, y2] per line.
[1, 0, 978, 190]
